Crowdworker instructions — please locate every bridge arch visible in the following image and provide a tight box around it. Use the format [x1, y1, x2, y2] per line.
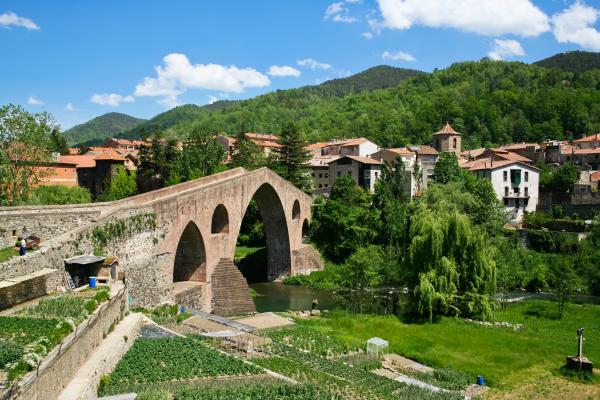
[238, 182, 291, 281]
[211, 204, 229, 234]
[173, 221, 206, 282]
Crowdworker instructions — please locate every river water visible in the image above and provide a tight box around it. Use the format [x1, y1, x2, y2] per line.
[249, 282, 337, 312]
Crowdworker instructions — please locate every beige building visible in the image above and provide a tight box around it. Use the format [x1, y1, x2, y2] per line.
[574, 133, 600, 149]
[432, 123, 462, 156]
[328, 155, 382, 193]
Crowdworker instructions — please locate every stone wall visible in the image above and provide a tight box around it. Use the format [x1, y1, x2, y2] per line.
[7, 287, 127, 400]
[292, 244, 324, 276]
[0, 269, 63, 310]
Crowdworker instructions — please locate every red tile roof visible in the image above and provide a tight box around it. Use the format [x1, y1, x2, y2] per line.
[433, 122, 461, 136]
[591, 171, 600, 182]
[329, 155, 382, 165]
[408, 145, 438, 155]
[462, 157, 539, 171]
[58, 155, 96, 168]
[94, 149, 127, 161]
[244, 132, 280, 141]
[340, 138, 370, 147]
[386, 148, 414, 155]
[574, 133, 600, 143]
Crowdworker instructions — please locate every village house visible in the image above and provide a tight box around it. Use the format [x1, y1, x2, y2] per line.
[574, 133, 600, 150]
[328, 155, 382, 193]
[33, 160, 79, 187]
[321, 138, 379, 158]
[105, 138, 149, 152]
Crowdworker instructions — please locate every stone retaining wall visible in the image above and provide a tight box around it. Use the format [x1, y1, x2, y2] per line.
[0, 269, 63, 310]
[5, 286, 127, 400]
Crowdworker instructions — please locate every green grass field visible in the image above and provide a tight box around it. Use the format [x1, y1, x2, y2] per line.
[234, 246, 264, 259]
[294, 299, 600, 396]
[0, 246, 37, 263]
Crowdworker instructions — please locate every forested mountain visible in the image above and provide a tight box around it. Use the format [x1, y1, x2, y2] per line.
[318, 65, 424, 95]
[534, 51, 600, 73]
[63, 112, 145, 146]
[120, 66, 422, 139]
[164, 60, 600, 148]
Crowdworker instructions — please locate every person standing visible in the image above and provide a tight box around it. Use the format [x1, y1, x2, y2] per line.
[19, 238, 26, 256]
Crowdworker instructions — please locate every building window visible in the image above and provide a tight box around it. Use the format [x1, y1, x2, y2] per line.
[503, 171, 508, 181]
[318, 184, 322, 188]
[515, 198, 520, 208]
[525, 187, 528, 197]
[375, 172, 379, 179]
[324, 184, 328, 187]
[567, 156, 571, 161]
[503, 198, 508, 206]
[510, 169, 521, 185]
[453, 137, 457, 149]
[325, 173, 329, 178]
[514, 187, 520, 194]
[348, 171, 352, 175]
[337, 171, 341, 177]
[504, 187, 509, 197]
[318, 173, 322, 178]
[524, 171, 529, 182]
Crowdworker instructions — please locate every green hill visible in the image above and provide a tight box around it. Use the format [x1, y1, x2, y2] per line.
[120, 66, 424, 139]
[534, 51, 600, 73]
[166, 59, 600, 148]
[63, 112, 145, 146]
[319, 65, 424, 94]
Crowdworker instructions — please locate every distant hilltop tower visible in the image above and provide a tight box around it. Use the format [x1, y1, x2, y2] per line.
[432, 122, 462, 156]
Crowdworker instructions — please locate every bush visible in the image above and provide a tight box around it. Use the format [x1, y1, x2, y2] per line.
[84, 299, 98, 314]
[93, 289, 110, 303]
[27, 185, 92, 205]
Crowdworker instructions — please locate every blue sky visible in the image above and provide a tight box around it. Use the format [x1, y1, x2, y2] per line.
[1, 0, 600, 129]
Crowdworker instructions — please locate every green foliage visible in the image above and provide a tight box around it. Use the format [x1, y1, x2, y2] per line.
[62, 112, 145, 146]
[101, 338, 261, 388]
[311, 177, 379, 263]
[102, 166, 137, 201]
[90, 213, 156, 253]
[433, 153, 462, 184]
[406, 204, 496, 321]
[26, 184, 92, 205]
[178, 125, 225, 181]
[49, 128, 69, 155]
[131, 304, 191, 325]
[319, 65, 425, 94]
[0, 341, 23, 368]
[0, 104, 59, 204]
[265, 325, 353, 356]
[540, 162, 580, 193]
[523, 211, 586, 232]
[273, 121, 312, 192]
[230, 133, 267, 171]
[534, 51, 600, 73]
[174, 383, 342, 400]
[136, 133, 181, 192]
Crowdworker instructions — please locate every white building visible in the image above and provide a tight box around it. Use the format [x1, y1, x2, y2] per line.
[321, 138, 379, 158]
[463, 158, 540, 223]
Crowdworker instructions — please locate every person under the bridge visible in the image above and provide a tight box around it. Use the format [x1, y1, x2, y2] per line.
[19, 238, 26, 256]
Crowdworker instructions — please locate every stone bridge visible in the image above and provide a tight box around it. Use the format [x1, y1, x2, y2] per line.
[0, 168, 323, 315]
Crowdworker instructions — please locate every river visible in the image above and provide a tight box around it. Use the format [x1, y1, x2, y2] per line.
[249, 282, 338, 312]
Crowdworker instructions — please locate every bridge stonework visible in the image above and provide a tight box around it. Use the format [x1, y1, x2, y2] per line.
[0, 168, 323, 315]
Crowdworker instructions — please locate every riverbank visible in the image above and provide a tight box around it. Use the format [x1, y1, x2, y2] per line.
[291, 299, 600, 399]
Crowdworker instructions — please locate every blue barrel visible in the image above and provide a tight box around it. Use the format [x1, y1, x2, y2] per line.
[476, 375, 484, 385]
[89, 276, 97, 289]
[180, 306, 186, 314]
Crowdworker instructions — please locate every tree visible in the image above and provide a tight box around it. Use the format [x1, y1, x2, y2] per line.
[405, 203, 496, 321]
[102, 166, 137, 201]
[49, 128, 69, 155]
[547, 255, 581, 319]
[311, 176, 378, 263]
[230, 132, 267, 170]
[137, 133, 180, 192]
[179, 125, 225, 181]
[0, 104, 58, 204]
[274, 122, 312, 192]
[433, 152, 462, 184]
[550, 162, 580, 194]
[27, 185, 91, 205]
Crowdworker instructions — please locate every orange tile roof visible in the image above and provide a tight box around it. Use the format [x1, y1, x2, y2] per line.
[94, 149, 126, 161]
[58, 155, 96, 168]
[463, 157, 539, 171]
[572, 147, 600, 155]
[387, 147, 414, 155]
[433, 122, 461, 136]
[340, 138, 370, 147]
[591, 171, 600, 182]
[574, 133, 600, 143]
[306, 142, 329, 150]
[244, 132, 280, 141]
[500, 143, 539, 150]
[67, 148, 80, 155]
[407, 145, 438, 155]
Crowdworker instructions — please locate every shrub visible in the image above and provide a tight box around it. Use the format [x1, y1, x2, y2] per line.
[0, 340, 23, 368]
[27, 185, 92, 205]
[84, 299, 98, 314]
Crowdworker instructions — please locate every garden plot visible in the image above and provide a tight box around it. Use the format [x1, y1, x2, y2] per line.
[0, 287, 110, 382]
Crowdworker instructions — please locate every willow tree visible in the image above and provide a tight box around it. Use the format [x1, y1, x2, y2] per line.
[406, 203, 496, 321]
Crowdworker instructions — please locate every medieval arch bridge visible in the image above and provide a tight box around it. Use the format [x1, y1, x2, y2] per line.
[0, 168, 323, 316]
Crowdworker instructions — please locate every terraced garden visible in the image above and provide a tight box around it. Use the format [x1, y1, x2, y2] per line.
[0, 287, 110, 381]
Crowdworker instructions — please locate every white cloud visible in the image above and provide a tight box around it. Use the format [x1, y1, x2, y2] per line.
[376, 0, 550, 37]
[552, 2, 600, 51]
[381, 50, 416, 62]
[361, 32, 374, 40]
[324, 2, 357, 23]
[488, 39, 526, 60]
[346, 0, 362, 3]
[297, 58, 332, 70]
[134, 53, 270, 107]
[27, 96, 43, 106]
[268, 65, 301, 77]
[0, 11, 39, 30]
[65, 102, 77, 112]
[208, 96, 219, 105]
[90, 93, 134, 107]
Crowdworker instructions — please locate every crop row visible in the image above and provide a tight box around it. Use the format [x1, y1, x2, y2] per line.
[104, 337, 262, 385]
[262, 342, 461, 400]
[173, 383, 343, 400]
[265, 325, 356, 357]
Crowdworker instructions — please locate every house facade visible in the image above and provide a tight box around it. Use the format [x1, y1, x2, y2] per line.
[328, 155, 382, 193]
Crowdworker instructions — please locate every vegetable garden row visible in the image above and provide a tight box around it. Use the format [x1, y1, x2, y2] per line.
[0, 287, 110, 380]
